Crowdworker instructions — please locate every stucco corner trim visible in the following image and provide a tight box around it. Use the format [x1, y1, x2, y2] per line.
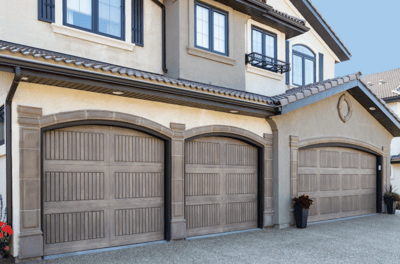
[246, 65, 284, 81]
[51, 24, 136, 52]
[186, 46, 236, 66]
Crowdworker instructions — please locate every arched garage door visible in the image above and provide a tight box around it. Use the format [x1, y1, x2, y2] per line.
[43, 125, 165, 255]
[185, 136, 259, 237]
[298, 147, 377, 222]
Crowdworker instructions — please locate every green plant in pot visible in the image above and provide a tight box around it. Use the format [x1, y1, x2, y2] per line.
[384, 185, 400, 214]
[293, 194, 313, 228]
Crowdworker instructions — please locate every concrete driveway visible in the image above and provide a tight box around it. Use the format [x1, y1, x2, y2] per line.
[7, 212, 400, 264]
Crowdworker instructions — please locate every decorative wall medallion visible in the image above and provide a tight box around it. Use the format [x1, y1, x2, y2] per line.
[338, 94, 353, 123]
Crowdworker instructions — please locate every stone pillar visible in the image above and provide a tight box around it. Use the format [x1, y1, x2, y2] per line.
[263, 134, 274, 227]
[169, 123, 186, 240]
[289, 136, 299, 225]
[17, 106, 44, 260]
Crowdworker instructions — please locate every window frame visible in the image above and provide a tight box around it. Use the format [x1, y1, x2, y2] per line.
[194, 1, 229, 56]
[0, 106, 4, 146]
[292, 44, 316, 86]
[63, 0, 126, 41]
[250, 26, 278, 72]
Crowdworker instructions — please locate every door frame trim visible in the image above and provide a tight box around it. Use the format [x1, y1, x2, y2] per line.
[297, 140, 383, 216]
[40, 120, 173, 253]
[184, 132, 265, 230]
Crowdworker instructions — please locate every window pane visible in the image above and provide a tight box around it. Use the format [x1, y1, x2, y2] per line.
[67, 0, 92, 30]
[252, 30, 262, 54]
[99, 0, 122, 37]
[293, 55, 303, 85]
[265, 34, 275, 59]
[213, 12, 226, 54]
[305, 59, 315, 85]
[293, 45, 315, 58]
[196, 5, 209, 49]
[0, 109, 4, 145]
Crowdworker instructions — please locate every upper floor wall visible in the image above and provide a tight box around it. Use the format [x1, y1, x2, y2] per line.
[0, 0, 345, 97]
[165, 0, 340, 96]
[0, 0, 164, 74]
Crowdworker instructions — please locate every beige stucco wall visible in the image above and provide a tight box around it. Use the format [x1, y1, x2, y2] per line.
[0, 0, 164, 74]
[0, 72, 11, 224]
[0, 72, 272, 256]
[386, 102, 400, 189]
[270, 91, 393, 227]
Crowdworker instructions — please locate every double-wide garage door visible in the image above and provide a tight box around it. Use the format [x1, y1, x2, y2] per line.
[43, 126, 165, 255]
[298, 147, 377, 222]
[185, 137, 259, 237]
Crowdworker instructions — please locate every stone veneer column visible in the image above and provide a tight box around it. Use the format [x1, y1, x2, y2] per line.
[263, 134, 274, 227]
[289, 136, 299, 225]
[17, 106, 44, 260]
[382, 147, 390, 213]
[169, 123, 186, 240]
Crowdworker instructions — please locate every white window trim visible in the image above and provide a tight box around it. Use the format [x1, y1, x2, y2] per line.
[187, 46, 236, 66]
[52, 23, 135, 51]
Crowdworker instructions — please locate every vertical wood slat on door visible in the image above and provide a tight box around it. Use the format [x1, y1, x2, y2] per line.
[45, 211, 105, 244]
[44, 131, 104, 161]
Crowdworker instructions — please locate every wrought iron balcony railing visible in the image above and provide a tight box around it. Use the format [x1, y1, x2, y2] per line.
[245, 52, 291, 74]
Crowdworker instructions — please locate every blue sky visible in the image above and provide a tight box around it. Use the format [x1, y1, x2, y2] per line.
[311, 0, 400, 77]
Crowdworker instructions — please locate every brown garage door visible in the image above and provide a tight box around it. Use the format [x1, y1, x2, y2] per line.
[43, 125, 164, 255]
[298, 147, 376, 222]
[185, 137, 258, 237]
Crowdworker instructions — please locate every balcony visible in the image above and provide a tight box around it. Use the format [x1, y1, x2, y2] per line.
[245, 52, 291, 74]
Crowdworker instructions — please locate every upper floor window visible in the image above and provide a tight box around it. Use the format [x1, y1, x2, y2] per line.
[195, 2, 228, 56]
[64, 0, 125, 40]
[251, 27, 277, 71]
[292, 45, 315, 86]
[0, 106, 4, 146]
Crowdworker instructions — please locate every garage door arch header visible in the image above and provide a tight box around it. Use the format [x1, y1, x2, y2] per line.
[298, 136, 385, 157]
[36, 109, 175, 140]
[183, 125, 269, 147]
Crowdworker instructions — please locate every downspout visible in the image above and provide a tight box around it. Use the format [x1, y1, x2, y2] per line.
[151, 0, 168, 73]
[5, 67, 21, 226]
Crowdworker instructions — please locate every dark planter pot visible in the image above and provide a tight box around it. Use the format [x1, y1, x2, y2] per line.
[294, 204, 309, 228]
[386, 198, 396, 214]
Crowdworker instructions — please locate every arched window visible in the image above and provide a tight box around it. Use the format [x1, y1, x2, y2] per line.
[292, 45, 316, 86]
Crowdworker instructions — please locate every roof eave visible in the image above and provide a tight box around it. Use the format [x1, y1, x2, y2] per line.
[0, 55, 278, 118]
[289, 0, 352, 62]
[213, 0, 309, 39]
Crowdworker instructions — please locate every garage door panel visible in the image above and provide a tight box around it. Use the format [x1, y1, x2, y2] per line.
[320, 174, 340, 191]
[44, 210, 107, 246]
[298, 174, 318, 192]
[185, 204, 220, 229]
[299, 147, 376, 222]
[185, 173, 220, 196]
[319, 197, 340, 215]
[185, 141, 221, 165]
[226, 174, 257, 194]
[299, 150, 317, 167]
[44, 129, 108, 162]
[226, 202, 257, 224]
[113, 172, 163, 199]
[44, 171, 107, 202]
[342, 152, 359, 168]
[226, 144, 257, 166]
[44, 125, 165, 255]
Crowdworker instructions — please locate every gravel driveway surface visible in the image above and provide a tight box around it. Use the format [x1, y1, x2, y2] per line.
[5, 212, 400, 264]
